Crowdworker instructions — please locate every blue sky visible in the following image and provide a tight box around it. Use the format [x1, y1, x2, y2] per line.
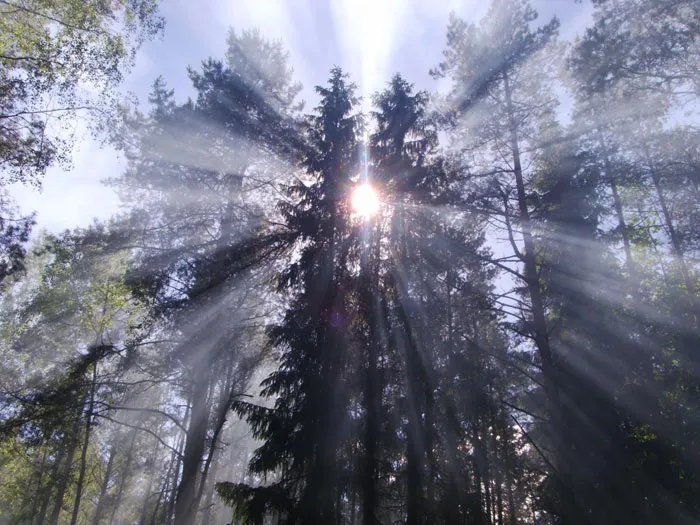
[10, 0, 593, 234]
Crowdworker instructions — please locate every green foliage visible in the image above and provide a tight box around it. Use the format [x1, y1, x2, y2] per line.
[1, 2, 699, 525]
[0, 0, 164, 184]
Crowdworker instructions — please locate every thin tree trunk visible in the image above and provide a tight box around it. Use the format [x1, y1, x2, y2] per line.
[646, 152, 697, 312]
[152, 445, 179, 525]
[30, 447, 49, 525]
[93, 441, 118, 525]
[503, 72, 584, 524]
[491, 409, 504, 525]
[474, 427, 492, 525]
[70, 363, 98, 525]
[166, 430, 187, 525]
[174, 369, 210, 525]
[496, 474, 504, 525]
[108, 426, 138, 525]
[138, 431, 162, 525]
[474, 453, 484, 522]
[200, 444, 221, 525]
[361, 225, 380, 525]
[49, 426, 81, 525]
[394, 211, 426, 525]
[444, 268, 464, 524]
[399, 301, 424, 525]
[350, 485, 357, 525]
[594, 119, 636, 278]
[506, 473, 518, 525]
[36, 441, 66, 525]
[424, 384, 437, 520]
[196, 355, 238, 515]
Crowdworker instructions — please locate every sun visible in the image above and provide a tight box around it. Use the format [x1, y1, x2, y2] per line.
[351, 183, 380, 218]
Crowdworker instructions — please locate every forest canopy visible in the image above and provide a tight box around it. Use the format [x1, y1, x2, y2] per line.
[1, 1, 700, 524]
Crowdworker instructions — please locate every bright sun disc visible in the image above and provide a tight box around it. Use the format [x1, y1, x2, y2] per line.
[351, 183, 380, 218]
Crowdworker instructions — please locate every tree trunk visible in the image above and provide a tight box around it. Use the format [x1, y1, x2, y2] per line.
[474, 427, 491, 525]
[37, 445, 66, 525]
[166, 430, 186, 525]
[93, 441, 118, 525]
[594, 120, 636, 278]
[646, 152, 697, 312]
[138, 431, 162, 525]
[174, 368, 210, 525]
[196, 354, 238, 516]
[397, 292, 424, 525]
[361, 227, 380, 525]
[503, 72, 584, 524]
[30, 447, 49, 525]
[108, 426, 138, 525]
[350, 485, 357, 525]
[496, 475, 504, 525]
[70, 363, 98, 525]
[506, 473, 518, 525]
[200, 443, 221, 525]
[151, 442, 180, 525]
[49, 425, 81, 525]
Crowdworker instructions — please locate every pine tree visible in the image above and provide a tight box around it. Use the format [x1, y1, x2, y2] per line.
[431, 1, 587, 521]
[111, 29, 304, 525]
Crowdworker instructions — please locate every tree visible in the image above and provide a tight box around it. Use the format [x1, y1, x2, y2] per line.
[0, 0, 164, 184]
[218, 67, 362, 525]
[431, 1, 586, 521]
[111, 28, 304, 525]
[0, 188, 33, 285]
[578, 0, 700, 101]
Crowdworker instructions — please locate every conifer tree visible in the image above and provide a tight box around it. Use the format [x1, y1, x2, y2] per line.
[219, 67, 361, 525]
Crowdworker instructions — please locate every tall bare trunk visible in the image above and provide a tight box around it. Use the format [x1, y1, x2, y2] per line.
[503, 73, 584, 524]
[361, 223, 380, 525]
[174, 368, 210, 525]
[166, 430, 186, 525]
[30, 447, 49, 525]
[108, 426, 138, 525]
[70, 363, 98, 525]
[93, 441, 117, 525]
[645, 150, 697, 314]
[49, 409, 82, 525]
[350, 484, 357, 525]
[507, 473, 518, 525]
[138, 432, 162, 525]
[594, 119, 636, 279]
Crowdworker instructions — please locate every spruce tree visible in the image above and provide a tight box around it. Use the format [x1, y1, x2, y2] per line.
[219, 67, 361, 525]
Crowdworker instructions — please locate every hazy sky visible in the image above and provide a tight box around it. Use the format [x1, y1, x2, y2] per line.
[10, 0, 593, 234]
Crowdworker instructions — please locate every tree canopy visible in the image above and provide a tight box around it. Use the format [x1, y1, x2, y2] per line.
[2, 1, 700, 524]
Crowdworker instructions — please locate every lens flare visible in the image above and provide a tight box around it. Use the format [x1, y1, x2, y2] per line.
[351, 183, 380, 218]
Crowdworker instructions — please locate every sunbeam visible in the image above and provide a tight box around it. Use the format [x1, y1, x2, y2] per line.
[2, 1, 700, 524]
[351, 183, 380, 219]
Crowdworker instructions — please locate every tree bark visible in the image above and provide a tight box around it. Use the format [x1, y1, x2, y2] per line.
[507, 473, 518, 525]
[138, 431, 162, 525]
[199, 446, 220, 525]
[646, 151, 697, 313]
[49, 406, 83, 525]
[594, 118, 636, 279]
[166, 430, 186, 525]
[174, 368, 210, 525]
[70, 363, 98, 525]
[108, 426, 138, 525]
[361, 224, 380, 525]
[93, 440, 117, 525]
[30, 447, 50, 525]
[503, 72, 584, 525]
